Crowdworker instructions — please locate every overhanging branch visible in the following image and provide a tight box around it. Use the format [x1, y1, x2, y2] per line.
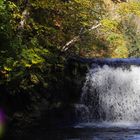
[61, 23, 102, 52]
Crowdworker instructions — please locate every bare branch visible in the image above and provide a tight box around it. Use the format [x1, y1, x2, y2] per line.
[88, 23, 102, 32]
[62, 36, 80, 52]
[61, 23, 102, 52]
[18, 9, 30, 29]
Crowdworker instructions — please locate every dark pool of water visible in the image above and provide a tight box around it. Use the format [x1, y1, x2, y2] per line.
[7, 123, 140, 140]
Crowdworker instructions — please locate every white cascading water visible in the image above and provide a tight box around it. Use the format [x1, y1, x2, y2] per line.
[78, 64, 140, 124]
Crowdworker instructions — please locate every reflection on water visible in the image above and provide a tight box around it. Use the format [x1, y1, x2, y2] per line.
[8, 124, 140, 140]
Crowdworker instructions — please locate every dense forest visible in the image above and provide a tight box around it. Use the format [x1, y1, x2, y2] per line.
[1, 0, 140, 138]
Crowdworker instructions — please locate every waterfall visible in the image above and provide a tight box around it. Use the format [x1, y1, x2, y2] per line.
[77, 59, 140, 124]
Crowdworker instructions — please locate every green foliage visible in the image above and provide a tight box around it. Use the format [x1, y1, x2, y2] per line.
[122, 16, 140, 57]
[88, 1, 140, 58]
[1, 0, 140, 93]
[101, 19, 119, 32]
[0, 0, 105, 92]
[118, 2, 140, 16]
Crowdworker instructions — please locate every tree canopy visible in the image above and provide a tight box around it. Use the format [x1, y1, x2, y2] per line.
[0, 0, 140, 92]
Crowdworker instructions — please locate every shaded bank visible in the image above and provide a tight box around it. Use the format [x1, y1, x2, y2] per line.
[3, 57, 89, 139]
